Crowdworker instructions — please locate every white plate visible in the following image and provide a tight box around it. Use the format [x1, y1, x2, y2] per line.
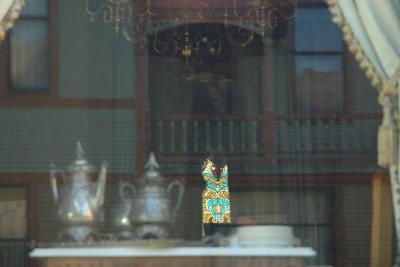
[237, 225, 294, 240]
[239, 239, 293, 247]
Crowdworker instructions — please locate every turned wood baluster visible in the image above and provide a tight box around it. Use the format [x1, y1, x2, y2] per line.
[240, 121, 246, 152]
[217, 121, 223, 152]
[253, 121, 258, 152]
[170, 120, 175, 152]
[158, 121, 163, 153]
[229, 121, 234, 152]
[182, 121, 187, 153]
[205, 121, 211, 151]
[194, 120, 199, 152]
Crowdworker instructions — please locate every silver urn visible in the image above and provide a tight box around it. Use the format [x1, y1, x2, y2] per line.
[111, 181, 137, 240]
[128, 153, 185, 239]
[50, 142, 107, 242]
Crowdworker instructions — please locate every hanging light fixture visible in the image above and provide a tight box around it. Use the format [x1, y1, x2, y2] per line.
[84, 0, 152, 43]
[84, 0, 298, 49]
[224, 0, 298, 38]
[152, 23, 222, 67]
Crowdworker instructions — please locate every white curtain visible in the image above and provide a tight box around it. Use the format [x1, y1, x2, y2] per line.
[0, 0, 25, 43]
[326, 0, 400, 167]
[326, 0, 400, 82]
[325, 0, 400, 264]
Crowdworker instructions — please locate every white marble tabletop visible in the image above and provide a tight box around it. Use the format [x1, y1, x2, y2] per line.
[30, 246, 316, 258]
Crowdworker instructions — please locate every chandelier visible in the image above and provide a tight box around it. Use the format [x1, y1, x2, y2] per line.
[84, 0, 152, 43]
[152, 24, 223, 67]
[84, 0, 298, 52]
[224, 0, 298, 38]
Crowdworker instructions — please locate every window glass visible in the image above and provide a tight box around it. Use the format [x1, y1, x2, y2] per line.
[293, 6, 345, 116]
[21, 0, 48, 17]
[295, 55, 343, 114]
[0, 188, 27, 267]
[295, 8, 343, 52]
[0, 188, 27, 239]
[149, 24, 263, 117]
[11, 21, 49, 90]
[0, 1, 386, 267]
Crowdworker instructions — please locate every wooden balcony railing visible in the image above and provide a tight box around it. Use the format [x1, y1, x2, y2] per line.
[150, 115, 266, 158]
[275, 114, 380, 155]
[150, 113, 380, 161]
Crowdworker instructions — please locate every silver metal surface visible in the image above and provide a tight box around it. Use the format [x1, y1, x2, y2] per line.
[130, 153, 185, 239]
[112, 181, 137, 240]
[50, 142, 107, 242]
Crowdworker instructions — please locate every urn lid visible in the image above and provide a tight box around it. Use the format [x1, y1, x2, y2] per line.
[140, 153, 164, 184]
[67, 141, 96, 173]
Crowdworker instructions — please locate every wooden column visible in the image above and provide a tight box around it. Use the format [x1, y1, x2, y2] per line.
[134, 44, 149, 175]
[261, 37, 275, 159]
[371, 173, 393, 267]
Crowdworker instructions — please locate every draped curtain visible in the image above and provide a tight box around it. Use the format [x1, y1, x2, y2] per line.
[324, 0, 400, 174]
[325, 0, 400, 264]
[326, 0, 400, 84]
[326, 0, 400, 166]
[0, 0, 25, 42]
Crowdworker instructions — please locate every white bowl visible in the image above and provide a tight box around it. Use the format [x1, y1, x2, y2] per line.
[237, 225, 294, 247]
[239, 239, 293, 247]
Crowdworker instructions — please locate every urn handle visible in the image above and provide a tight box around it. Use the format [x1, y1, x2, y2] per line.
[167, 179, 185, 220]
[119, 181, 136, 200]
[94, 162, 108, 208]
[49, 163, 65, 203]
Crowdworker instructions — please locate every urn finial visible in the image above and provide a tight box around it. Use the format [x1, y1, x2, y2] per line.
[76, 141, 86, 160]
[69, 141, 94, 172]
[145, 152, 160, 172]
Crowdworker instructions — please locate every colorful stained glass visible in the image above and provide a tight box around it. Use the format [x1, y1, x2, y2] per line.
[201, 158, 231, 224]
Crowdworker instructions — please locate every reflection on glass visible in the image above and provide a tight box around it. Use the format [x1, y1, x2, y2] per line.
[149, 24, 263, 116]
[295, 55, 343, 115]
[0, 1, 383, 266]
[21, 0, 48, 17]
[295, 8, 343, 52]
[0, 188, 27, 239]
[148, 26, 265, 156]
[11, 21, 49, 91]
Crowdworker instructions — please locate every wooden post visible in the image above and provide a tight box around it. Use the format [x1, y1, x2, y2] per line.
[134, 42, 149, 175]
[261, 37, 275, 159]
[371, 173, 393, 267]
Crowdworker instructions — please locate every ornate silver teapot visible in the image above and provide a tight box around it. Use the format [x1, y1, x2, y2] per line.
[124, 153, 184, 239]
[50, 142, 107, 242]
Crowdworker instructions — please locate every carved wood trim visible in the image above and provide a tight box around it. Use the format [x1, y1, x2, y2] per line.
[44, 257, 305, 267]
